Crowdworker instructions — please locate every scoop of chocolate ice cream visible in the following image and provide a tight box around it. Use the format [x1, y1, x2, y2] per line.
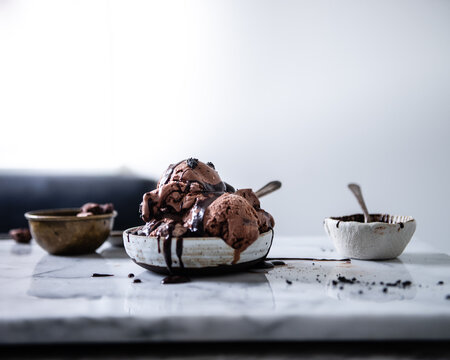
[136, 158, 276, 269]
[140, 159, 229, 222]
[235, 189, 275, 232]
[203, 193, 260, 253]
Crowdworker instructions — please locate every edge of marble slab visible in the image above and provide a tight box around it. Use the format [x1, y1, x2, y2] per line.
[1, 314, 450, 344]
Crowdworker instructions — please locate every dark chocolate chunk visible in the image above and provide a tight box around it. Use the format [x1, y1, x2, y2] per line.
[446, 295, 450, 300]
[402, 281, 412, 288]
[128, 273, 135, 278]
[9, 228, 32, 243]
[337, 276, 356, 284]
[383, 287, 388, 293]
[438, 281, 444, 285]
[206, 162, 215, 169]
[286, 279, 292, 285]
[133, 279, 142, 283]
[186, 158, 199, 169]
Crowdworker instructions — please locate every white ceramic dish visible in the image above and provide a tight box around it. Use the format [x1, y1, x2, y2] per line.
[123, 227, 274, 275]
[324, 214, 416, 260]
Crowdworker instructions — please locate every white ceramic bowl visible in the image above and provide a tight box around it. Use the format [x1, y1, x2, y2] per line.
[324, 214, 416, 260]
[123, 227, 274, 275]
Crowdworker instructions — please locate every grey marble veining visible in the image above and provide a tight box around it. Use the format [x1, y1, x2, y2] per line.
[0, 236, 449, 344]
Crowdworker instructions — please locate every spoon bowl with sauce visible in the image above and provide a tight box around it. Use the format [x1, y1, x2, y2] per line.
[324, 184, 416, 260]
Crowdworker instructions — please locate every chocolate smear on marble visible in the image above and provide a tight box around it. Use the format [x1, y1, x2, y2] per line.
[266, 257, 351, 262]
[92, 273, 114, 277]
[161, 275, 191, 284]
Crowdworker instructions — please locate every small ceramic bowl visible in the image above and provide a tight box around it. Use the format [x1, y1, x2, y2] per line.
[324, 214, 416, 260]
[25, 208, 117, 255]
[123, 227, 274, 275]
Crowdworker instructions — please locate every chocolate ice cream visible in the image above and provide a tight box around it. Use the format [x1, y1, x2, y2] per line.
[135, 158, 275, 270]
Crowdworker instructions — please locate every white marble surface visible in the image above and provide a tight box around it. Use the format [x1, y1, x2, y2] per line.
[0, 235, 449, 344]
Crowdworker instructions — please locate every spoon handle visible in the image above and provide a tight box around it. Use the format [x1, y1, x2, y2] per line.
[348, 183, 371, 223]
[255, 181, 282, 198]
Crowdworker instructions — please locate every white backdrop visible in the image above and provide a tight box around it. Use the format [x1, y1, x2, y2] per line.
[1, 0, 449, 251]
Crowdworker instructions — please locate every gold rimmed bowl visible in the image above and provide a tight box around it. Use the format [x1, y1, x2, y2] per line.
[25, 208, 117, 255]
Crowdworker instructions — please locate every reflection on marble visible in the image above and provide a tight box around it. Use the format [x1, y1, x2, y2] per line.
[0, 237, 449, 344]
[10, 243, 32, 256]
[28, 253, 116, 300]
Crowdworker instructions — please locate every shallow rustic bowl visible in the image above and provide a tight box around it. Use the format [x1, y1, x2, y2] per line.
[324, 214, 416, 260]
[123, 227, 274, 275]
[25, 208, 117, 255]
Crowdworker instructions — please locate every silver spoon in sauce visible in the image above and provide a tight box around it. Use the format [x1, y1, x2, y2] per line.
[255, 181, 282, 198]
[348, 183, 371, 223]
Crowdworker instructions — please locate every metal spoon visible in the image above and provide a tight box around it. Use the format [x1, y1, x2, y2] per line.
[255, 181, 282, 198]
[348, 183, 371, 223]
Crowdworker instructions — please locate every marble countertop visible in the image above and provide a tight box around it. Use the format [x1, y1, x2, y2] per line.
[0, 235, 449, 344]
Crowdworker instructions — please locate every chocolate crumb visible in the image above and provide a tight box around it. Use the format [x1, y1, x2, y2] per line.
[336, 221, 341, 228]
[383, 287, 388, 293]
[286, 279, 292, 285]
[92, 273, 113, 277]
[337, 276, 358, 284]
[402, 281, 412, 288]
[339, 286, 344, 290]
[186, 158, 199, 169]
[206, 162, 215, 169]
[128, 273, 135, 278]
[359, 290, 363, 294]
[446, 295, 450, 300]
[438, 281, 444, 285]
[399, 222, 404, 229]
[332, 280, 338, 286]
[133, 279, 142, 283]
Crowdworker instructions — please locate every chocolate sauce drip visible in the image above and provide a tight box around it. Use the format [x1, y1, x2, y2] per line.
[188, 194, 222, 233]
[176, 237, 184, 269]
[224, 182, 235, 193]
[159, 161, 183, 187]
[201, 181, 227, 193]
[161, 275, 191, 284]
[162, 233, 173, 273]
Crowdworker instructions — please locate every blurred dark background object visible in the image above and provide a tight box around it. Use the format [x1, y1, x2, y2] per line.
[0, 174, 157, 233]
